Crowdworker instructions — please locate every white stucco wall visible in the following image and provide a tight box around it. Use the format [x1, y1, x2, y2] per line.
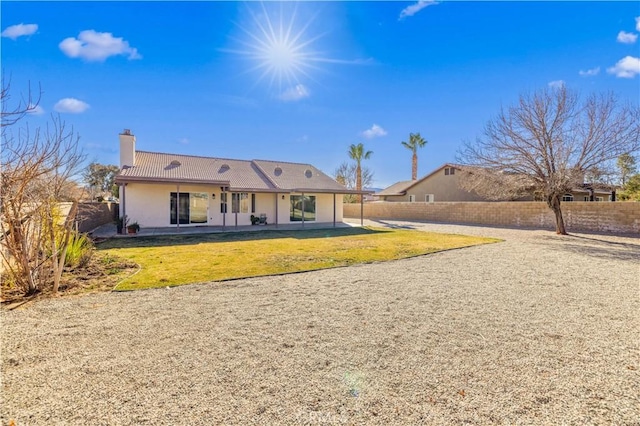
[120, 183, 344, 228]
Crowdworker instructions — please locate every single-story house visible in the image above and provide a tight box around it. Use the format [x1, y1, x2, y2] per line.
[114, 130, 363, 230]
[377, 163, 615, 202]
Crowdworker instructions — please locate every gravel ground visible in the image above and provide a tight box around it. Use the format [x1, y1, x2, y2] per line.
[2, 220, 639, 425]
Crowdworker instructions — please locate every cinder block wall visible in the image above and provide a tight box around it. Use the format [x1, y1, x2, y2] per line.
[76, 202, 118, 233]
[343, 202, 640, 234]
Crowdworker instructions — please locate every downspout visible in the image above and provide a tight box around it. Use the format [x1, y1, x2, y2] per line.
[121, 184, 126, 234]
[275, 193, 279, 228]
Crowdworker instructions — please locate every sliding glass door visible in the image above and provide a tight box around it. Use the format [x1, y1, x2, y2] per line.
[170, 192, 208, 225]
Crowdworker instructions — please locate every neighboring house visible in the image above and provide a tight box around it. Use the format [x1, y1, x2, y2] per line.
[114, 130, 361, 228]
[377, 164, 614, 202]
[377, 164, 487, 202]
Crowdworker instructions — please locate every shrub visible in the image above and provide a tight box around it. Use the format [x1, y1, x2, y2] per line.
[65, 232, 94, 269]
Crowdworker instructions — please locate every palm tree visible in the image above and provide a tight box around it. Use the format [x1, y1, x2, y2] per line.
[401, 132, 428, 180]
[348, 143, 373, 202]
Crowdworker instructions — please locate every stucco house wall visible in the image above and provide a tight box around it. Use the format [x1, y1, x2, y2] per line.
[383, 167, 486, 202]
[122, 184, 344, 228]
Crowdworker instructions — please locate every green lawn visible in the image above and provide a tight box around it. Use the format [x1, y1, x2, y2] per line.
[97, 227, 500, 291]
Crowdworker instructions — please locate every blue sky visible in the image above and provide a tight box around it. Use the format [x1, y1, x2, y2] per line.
[2, 1, 639, 188]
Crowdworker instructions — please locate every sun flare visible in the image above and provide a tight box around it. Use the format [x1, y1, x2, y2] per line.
[227, 2, 326, 93]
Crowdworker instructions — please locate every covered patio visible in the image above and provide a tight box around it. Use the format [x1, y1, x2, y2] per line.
[91, 220, 358, 239]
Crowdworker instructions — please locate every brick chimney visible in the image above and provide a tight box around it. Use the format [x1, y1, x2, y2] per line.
[119, 129, 136, 168]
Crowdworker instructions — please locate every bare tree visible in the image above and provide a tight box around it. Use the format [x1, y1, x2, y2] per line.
[1, 75, 41, 128]
[334, 161, 374, 203]
[1, 83, 85, 295]
[458, 86, 640, 234]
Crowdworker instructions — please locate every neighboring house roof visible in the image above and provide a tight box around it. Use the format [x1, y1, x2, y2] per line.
[377, 163, 460, 196]
[116, 151, 361, 194]
[376, 180, 416, 196]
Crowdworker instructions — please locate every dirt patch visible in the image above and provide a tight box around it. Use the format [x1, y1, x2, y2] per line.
[1, 252, 137, 307]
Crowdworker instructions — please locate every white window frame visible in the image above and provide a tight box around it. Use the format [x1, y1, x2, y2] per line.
[425, 194, 434, 203]
[562, 194, 574, 202]
[408, 195, 416, 202]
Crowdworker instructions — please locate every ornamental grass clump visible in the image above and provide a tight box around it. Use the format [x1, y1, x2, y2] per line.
[65, 232, 94, 269]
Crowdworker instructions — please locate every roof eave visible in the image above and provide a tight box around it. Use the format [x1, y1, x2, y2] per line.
[115, 176, 230, 186]
[291, 188, 373, 194]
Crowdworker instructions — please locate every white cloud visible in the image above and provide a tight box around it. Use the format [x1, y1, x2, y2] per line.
[361, 124, 387, 139]
[54, 98, 90, 113]
[636, 16, 640, 31]
[178, 138, 189, 145]
[579, 67, 600, 77]
[548, 80, 565, 89]
[279, 84, 310, 102]
[59, 30, 141, 62]
[27, 104, 45, 115]
[607, 56, 640, 78]
[617, 31, 638, 44]
[399, 1, 438, 20]
[1, 23, 38, 40]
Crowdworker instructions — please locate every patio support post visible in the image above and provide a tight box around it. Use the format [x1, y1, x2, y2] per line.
[176, 184, 180, 230]
[275, 193, 278, 228]
[333, 193, 336, 228]
[301, 192, 305, 228]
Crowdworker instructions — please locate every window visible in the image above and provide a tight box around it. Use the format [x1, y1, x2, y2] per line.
[232, 193, 249, 213]
[583, 196, 590, 201]
[189, 193, 208, 223]
[290, 195, 316, 221]
[425, 194, 434, 203]
[171, 192, 208, 224]
[251, 193, 256, 213]
[409, 195, 416, 202]
[220, 192, 227, 213]
[562, 194, 574, 202]
[595, 197, 604, 202]
[444, 167, 455, 176]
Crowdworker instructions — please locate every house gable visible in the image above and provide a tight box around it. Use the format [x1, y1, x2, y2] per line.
[378, 164, 486, 202]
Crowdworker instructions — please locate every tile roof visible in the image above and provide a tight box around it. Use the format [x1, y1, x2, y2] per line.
[116, 151, 355, 193]
[253, 160, 348, 192]
[376, 180, 416, 196]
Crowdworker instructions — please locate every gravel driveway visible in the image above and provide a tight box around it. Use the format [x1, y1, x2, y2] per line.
[2, 220, 639, 425]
